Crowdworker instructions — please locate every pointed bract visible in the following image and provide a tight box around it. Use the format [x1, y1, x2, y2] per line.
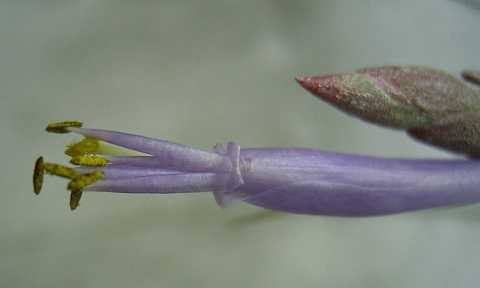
[297, 66, 480, 156]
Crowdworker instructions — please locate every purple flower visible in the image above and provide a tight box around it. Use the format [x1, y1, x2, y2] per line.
[33, 66, 480, 216]
[34, 121, 480, 216]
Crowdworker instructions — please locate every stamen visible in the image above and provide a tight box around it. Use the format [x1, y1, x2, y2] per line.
[46, 121, 82, 133]
[69, 190, 83, 210]
[44, 163, 78, 179]
[70, 155, 109, 166]
[67, 171, 104, 191]
[65, 137, 100, 157]
[33, 156, 44, 195]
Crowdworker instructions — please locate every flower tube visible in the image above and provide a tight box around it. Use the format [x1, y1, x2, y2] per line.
[33, 121, 480, 216]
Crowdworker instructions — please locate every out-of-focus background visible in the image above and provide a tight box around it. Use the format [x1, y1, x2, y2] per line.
[2, 0, 480, 287]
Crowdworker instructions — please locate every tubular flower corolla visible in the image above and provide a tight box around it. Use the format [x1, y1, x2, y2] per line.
[33, 121, 480, 216]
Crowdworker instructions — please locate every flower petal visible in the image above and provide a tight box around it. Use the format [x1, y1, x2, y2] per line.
[69, 127, 228, 172]
[86, 173, 228, 194]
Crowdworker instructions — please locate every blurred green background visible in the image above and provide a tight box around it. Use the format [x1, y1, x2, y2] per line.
[2, 0, 480, 287]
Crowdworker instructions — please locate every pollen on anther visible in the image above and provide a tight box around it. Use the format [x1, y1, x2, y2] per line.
[462, 70, 480, 86]
[65, 137, 100, 157]
[67, 171, 104, 191]
[46, 121, 82, 133]
[33, 156, 44, 195]
[44, 163, 78, 179]
[70, 155, 109, 166]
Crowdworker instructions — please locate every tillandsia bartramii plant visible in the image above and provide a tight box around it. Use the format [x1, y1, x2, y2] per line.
[33, 66, 480, 216]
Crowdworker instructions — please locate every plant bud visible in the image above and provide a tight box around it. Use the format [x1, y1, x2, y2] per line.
[297, 66, 480, 156]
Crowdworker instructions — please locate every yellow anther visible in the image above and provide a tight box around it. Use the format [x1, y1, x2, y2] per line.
[70, 154, 109, 166]
[44, 163, 78, 179]
[67, 171, 104, 191]
[69, 190, 83, 211]
[46, 121, 82, 133]
[33, 156, 44, 195]
[65, 137, 100, 157]
[462, 70, 480, 86]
